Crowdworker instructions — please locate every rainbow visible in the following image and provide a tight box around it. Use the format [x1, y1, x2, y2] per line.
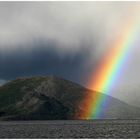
[80, 20, 140, 119]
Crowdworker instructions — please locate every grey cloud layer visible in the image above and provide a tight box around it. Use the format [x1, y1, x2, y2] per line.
[0, 2, 139, 53]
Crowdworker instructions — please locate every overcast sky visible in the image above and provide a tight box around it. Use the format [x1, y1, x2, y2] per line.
[0, 2, 140, 107]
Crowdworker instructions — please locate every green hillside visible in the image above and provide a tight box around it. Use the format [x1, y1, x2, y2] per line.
[0, 76, 140, 120]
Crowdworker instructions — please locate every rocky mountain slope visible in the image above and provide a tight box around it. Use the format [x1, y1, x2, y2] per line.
[0, 76, 140, 120]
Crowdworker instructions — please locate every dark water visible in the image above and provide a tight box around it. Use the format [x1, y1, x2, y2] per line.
[0, 120, 140, 138]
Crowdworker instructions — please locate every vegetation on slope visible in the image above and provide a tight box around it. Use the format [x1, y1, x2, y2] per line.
[0, 76, 140, 120]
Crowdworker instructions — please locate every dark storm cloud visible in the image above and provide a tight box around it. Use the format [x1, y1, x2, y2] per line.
[0, 41, 93, 85]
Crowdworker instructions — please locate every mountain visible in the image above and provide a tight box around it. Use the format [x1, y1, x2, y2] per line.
[0, 76, 140, 120]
